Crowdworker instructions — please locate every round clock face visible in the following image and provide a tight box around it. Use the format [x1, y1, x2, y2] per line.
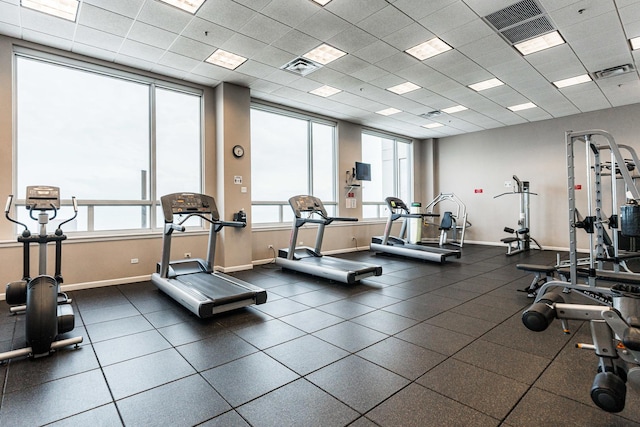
[233, 145, 244, 158]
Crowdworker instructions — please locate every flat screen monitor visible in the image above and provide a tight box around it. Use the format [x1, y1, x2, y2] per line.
[355, 162, 371, 181]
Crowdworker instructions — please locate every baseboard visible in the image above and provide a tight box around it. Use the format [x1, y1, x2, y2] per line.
[0, 275, 152, 301]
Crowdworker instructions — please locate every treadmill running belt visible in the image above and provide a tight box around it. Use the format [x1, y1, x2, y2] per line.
[176, 272, 256, 305]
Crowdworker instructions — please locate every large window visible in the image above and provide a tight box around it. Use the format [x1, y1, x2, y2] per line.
[251, 105, 336, 224]
[361, 131, 412, 218]
[15, 51, 202, 233]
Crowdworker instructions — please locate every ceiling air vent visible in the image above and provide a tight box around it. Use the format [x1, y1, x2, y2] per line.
[592, 64, 635, 80]
[484, 0, 555, 45]
[420, 110, 442, 119]
[281, 57, 322, 76]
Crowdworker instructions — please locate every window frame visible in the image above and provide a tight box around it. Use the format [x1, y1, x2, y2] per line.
[12, 47, 205, 235]
[250, 102, 337, 226]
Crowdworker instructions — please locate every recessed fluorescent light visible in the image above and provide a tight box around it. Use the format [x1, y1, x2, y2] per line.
[405, 37, 453, 60]
[423, 123, 444, 129]
[442, 105, 468, 114]
[21, 0, 79, 21]
[468, 78, 504, 91]
[376, 108, 402, 116]
[387, 82, 421, 95]
[514, 31, 565, 55]
[553, 74, 592, 88]
[508, 102, 537, 112]
[158, 0, 206, 14]
[311, 0, 332, 5]
[206, 49, 247, 70]
[310, 85, 341, 97]
[303, 44, 346, 65]
[630, 37, 640, 50]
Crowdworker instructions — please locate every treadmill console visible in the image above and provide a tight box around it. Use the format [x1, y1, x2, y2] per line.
[386, 196, 408, 212]
[160, 192, 219, 223]
[26, 185, 61, 210]
[288, 195, 327, 218]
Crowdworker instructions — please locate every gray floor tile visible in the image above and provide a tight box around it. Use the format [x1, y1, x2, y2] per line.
[236, 379, 359, 427]
[306, 355, 410, 413]
[312, 321, 387, 352]
[176, 331, 258, 371]
[233, 318, 306, 349]
[103, 348, 196, 399]
[366, 382, 499, 427]
[417, 358, 529, 419]
[356, 336, 446, 380]
[202, 352, 298, 406]
[264, 334, 349, 375]
[396, 322, 475, 355]
[0, 369, 112, 426]
[117, 374, 231, 426]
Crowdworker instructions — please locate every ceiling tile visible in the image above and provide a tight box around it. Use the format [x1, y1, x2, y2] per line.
[197, 0, 255, 30]
[324, 0, 388, 24]
[77, 4, 133, 37]
[137, 0, 193, 34]
[83, 0, 145, 19]
[356, 5, 414, 39]
[180, 18, 235, 48]
[271, 29, 321, 56]
[169, 36, 214, 61]
[127, 21, 178, 50]
[259, 0, 318, 27]
[237, 14, 290, 45]
[294, 9, 350, 41]
[74, 25, 123, 52]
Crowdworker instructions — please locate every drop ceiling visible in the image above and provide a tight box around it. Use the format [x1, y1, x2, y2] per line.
[1, 0, 639, 139]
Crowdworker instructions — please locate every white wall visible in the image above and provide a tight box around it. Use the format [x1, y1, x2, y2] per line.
[431, 103, 640, 250]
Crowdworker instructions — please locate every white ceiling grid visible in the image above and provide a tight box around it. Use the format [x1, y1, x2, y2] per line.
[0, 0, 638, 138]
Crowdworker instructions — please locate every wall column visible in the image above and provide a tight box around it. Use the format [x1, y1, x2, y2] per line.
[214, 83, 253, 271]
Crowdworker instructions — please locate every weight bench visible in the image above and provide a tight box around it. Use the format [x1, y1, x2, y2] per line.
[516, 263, 557, 297]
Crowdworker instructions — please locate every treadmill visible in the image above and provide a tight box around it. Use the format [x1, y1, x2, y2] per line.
[151, 192, 267, 318]
[276, 195, 382, 284]
[370, 196, 461, 264]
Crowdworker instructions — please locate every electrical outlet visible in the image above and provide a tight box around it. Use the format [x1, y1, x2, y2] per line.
[351, 236, 356, 241]
[184, 252, 191, 259]
[131, 258, 139, 264]
[268, 244, 274, 249]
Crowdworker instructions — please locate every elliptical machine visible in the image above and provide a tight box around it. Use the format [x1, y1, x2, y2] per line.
[1, 186, 83, 362]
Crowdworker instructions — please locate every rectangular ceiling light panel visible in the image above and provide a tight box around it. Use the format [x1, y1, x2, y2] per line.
[630, 37, 640, 50]
[158, 0, 206, 14]
[442, 105, 468, 114]
[405, 37, 452, 61]
[376, 108, 402, 116]
[304, 44, 347, 65]
[553, 74, 591, 88]
[206, 49, 247, 70]
[310, 85, 341, 97]
[387, 82, 420, 95]
[468, 78, 504, 91]
[21, 0, 79, 21]
[423, 123, 443, 129]
[508, 102, 536, 111]
[514, 30, 564, 55]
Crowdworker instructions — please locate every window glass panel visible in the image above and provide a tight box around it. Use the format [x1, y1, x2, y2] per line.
[17, 206, 86, 234]
[251, 109, 308, 201]
[94, 206, 149, 231]
[251, 205, 281, 224]
[361, 132, 412, 218]
[312, 122, 334, 201]
[16, 57, 149, 201]
[156, 88, 202, 197]
[15, 53, 203, 234]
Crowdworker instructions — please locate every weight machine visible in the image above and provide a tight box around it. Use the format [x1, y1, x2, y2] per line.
[422, 193, 471, 247]
[494, 175, 542, 255]
[522, 130, 640, 413]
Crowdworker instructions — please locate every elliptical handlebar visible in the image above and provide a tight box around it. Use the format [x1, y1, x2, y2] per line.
[57, 196, 78, 235]
[5, 195, 30, 237]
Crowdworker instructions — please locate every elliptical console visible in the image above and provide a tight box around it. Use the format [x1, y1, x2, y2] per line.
[1, 186, 82, 361]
